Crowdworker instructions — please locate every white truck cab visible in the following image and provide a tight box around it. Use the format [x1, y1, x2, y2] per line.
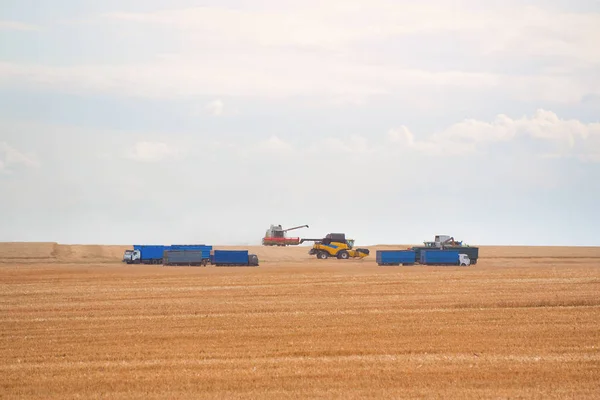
[459, 254, 471, 266]
[122, 249, 141, 264]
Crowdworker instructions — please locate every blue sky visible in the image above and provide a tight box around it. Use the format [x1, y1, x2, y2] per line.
[0, 1, 599, 246]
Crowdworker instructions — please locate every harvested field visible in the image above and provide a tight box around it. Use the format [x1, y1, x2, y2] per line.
[1, 243, 599, 399]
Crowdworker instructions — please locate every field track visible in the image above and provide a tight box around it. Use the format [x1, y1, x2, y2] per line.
[1, 243, 599, 399]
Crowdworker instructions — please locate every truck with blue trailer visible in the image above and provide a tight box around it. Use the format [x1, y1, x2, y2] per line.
[211, 250, 259, 267]
[122, 244, 212, 265]
[376, 250, 416, 266]
[411, 235, 479, 265]
[412, 246, 479, 265]
[123, 245, 168, 264]
[419, 250, 471, 266]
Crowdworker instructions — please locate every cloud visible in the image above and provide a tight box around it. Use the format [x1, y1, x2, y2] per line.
[0, 142, 39, 173]
[206, 99, 224, 116]
[124, 141, 181, 162]
[0, 60, 502, 100]
[254, 136, 294, 154]
[0, 111, 597, 245]
[387, 109, 600, 161]
[306, 135, 373, 155]
[0, 3, 597, 103]
[102, 2, 599, 63]
[182, 109, 600, 162]
[481, 6, 600, 65]
[388, 126, 413, 145]
[0, 21, 40, 31]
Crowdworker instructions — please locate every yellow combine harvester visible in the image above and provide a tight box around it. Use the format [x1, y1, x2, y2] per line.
[303, 233, 370, 260]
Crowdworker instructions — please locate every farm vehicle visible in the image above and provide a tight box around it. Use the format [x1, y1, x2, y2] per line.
[411, 234, 479, 264]
[123, 245, 258, 267]
[302, 233, 370, 260]
[376, 249, 471, 266]
[262, 224, 309, 246]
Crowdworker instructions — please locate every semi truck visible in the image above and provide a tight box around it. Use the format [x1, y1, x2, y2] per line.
[376, 250, 416, 266]
[412, 246, 479, 265]
[420, 250, 471, 266]
[123, 244, 212, 265]
[211, 250, 259, 267]
[122, 245, 168, 264]
[411, 234, 479, 264]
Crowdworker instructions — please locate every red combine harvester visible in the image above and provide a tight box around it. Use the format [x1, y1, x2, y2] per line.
[262, 224, 309, 246]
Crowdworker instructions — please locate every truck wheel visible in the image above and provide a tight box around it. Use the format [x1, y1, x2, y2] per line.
[337, 250, 349, 259]
[317, 251, 328, 259]
[460, 263, 467, 266]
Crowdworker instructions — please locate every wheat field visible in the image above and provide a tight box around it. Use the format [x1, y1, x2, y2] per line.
[1, 243, 599, 399]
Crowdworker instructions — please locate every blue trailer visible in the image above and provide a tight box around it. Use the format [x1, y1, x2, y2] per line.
[122, 245, 169, 264]
[376, 250, 416, 266]
[170, 245, 212, 263]
[123, 244, 213, 265]
[211, 250, 259, 267]
[163, 250, 208, 266]
[412, 246, 479, 264]
[420, 250, 471, 266]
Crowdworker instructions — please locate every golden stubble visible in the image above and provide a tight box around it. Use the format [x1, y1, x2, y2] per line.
[1, 244, 599, 399]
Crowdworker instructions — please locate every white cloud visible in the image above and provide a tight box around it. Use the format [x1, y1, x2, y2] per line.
[254, 136, 294, 153]
[319, 94, 369, 108]
[306, 135, 373, 155]
[0, 112, 597, 245]
[482, 6, 600, 66]
[188, 109, 600, 163]
[206, 99, 224, 116]
[0, 21, 40, 31]
[387, 109, 600, 161]
[0, 59, 501, 100]
[0, 142, 39, 173]
[125, 141, 181, 162]
[388, 125, 473, 156]
[0, 3, 597, 103]
[388, 126, 414, 146]
[102, 2, 599, 64]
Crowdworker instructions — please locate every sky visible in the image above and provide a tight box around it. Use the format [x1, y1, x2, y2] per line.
[0, 0, 599, 246]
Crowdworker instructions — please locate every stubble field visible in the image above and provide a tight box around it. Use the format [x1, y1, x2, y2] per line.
[1, 243, 599, 399]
